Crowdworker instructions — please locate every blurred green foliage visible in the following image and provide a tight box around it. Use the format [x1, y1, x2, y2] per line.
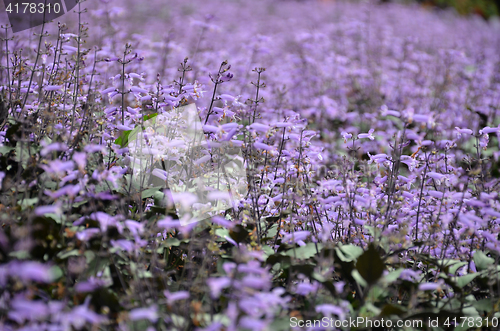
[420, 0, 499, 18]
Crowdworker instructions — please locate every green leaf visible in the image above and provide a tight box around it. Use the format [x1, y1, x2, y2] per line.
[215, 228, 230, 240]
[262, 223, 278, 240]
[141, 186, 163, 199]
[57, 249, 80, 260]
[383, 268, 404, 284]
[261, 245, 274, 259]
[336, 244, 363, 262]
[72, 200, 88, 208]
[472, 298, 493, 312]
[9, 250, 30, 259]
[143, 113, 158, 121]
[115, 130, 132, 148]
[50, 266, 64, 281]
[456, 273, 478, 288]
[351, 269, 368, 287]
[269, 317, 292, 331]
[473, 251, 494, 271]
[0, 145, 14, 154]
[449, 261, 467, 275]
[284, 243, 322, 260]
[165, 238, 181, 247]
[355, 243, 385, 286]
[18, 197, 38, 208]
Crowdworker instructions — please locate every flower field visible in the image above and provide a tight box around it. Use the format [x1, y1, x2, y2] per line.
[1, 0, 500, 330]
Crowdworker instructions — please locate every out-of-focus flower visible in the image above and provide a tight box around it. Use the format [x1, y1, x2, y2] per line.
[129, 305, 158, 323]
[163, 291, 190, 304]
[455, 127, 473, 137]
[358, 129, 375, 140]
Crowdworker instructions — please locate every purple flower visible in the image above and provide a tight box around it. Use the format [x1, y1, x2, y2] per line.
[101, 87, 116, 94]
[117, 124, 134, 131]
[480, 126, 500, 134]
[282, 230, 310, 243]
[130, 86, 149, 94]
[253, 142, 273, 151]
[207, 277, 231, 298]
[90, 212, 117, 232]
[164, 290, 190, 304]
[428, 191, 444, 199]
[40, 160, 74, 174]
[125, 220, 145, 235]
[316, 304, 345, 319]
[8, 297, 49, 323]
[211, 216, 234, 229]
[129, 305, 158, 322]
[220, 72, 234, 82]
[341, 131, 352, 142]
[40, 142, 68, 157]
[152, 168, 169, 181]
[219, 94, 235, 102]
[427, 172, 446, 184]
[295, 282, 317, 295]
[61, 296, 108, 329]
[381, 105, 400, 117]
[43, 85, 62, 92]
[75, 277, 111, 293]
[455, 127, 473, 137]
[73, 152, 87, 171]
[358, 129, 375, 140]
[203, 124, 220, 133]
[9, 261, 57, 283]
[34, 204, 62, 216]
[76, 228, 100, 241]
[248, 123, 270, 132]
[111, 239, 134, 253]
[419, 281, 442, 291]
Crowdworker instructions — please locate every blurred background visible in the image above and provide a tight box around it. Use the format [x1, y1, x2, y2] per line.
[381, 0, 499, 19]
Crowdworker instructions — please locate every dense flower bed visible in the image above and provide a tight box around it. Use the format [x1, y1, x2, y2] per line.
[1, 0, 500, 330]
